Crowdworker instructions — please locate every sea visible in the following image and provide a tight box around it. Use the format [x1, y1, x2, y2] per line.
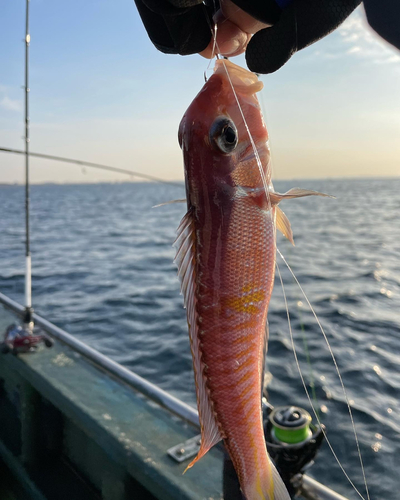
[0, 178, 399, 499]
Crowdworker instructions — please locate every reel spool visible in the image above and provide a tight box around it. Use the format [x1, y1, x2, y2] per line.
[264, 403, 325, 498]
[270, 406, 312, 445]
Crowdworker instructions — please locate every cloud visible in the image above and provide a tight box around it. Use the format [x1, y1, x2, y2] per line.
[312, 8, 400, 66]
[0, 95, 23, 112]
[339, 9, 400, 64]
[347, 46, 361, 54]
[0, 85, 23, 112]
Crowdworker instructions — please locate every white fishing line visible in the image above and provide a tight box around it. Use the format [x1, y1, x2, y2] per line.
[218, 53, 274, 217]
[214, 46, 367, 500]
[202, 8, 370, 499]
[275, 260, 367, 500]
[202, 9, 274, 223]
[205, 24, 219, 81]
[276, 250, 370, 500]
[257, 90, 277, 182]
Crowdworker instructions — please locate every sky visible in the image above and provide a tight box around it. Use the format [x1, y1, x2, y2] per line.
[0, 1, 399, 184]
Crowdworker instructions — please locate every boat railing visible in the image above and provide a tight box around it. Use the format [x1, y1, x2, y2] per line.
[0, 291, 199, 427]
[0, 292, 349, 500]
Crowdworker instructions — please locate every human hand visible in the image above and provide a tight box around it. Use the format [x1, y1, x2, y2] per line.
[201, 0, 362, 73]
[135, 0, 399, 74]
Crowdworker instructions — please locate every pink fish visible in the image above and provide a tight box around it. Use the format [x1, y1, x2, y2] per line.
[175, 60, 327, 500]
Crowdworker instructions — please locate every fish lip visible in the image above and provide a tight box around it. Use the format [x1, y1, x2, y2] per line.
[215, 60, 264, 95]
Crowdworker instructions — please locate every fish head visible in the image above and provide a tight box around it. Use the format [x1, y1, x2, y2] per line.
[179, 60, 271, 209]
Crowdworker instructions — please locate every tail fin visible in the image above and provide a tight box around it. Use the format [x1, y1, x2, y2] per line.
[270, 457, 291, 500]
[243, 455, 290, 500]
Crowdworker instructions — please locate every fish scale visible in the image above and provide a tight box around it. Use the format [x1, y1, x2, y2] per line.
[176, 59, 328, 500]
[197, 195, 275, 498]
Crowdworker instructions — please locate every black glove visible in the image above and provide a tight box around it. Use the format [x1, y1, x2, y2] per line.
[134, 0, 214, 55]
[135, 0, 400, 73]
[363, 0, 400, 51]
[133, 0, 283, 55]
[245, 0, 362, 73]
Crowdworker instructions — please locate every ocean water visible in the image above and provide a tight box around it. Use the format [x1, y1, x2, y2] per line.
[0, 178, 399, 499]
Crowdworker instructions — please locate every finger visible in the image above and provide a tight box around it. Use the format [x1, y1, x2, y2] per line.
[164, 4, 213, 55]
[220, 0, 271, 34]
[135, 0, 212, 55]
[364, 0, 400, 49]
[200, 14, 249, 58]
[200, 0, 273, 59]
[246, 0, 362, 74]
[245, 7, 297, 74]
[135, 0, 178, 53]
[230, 0, 282, 25]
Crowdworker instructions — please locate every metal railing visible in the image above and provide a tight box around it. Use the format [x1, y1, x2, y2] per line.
[0, 292, 348, 500]
[0, 292, 198, 427]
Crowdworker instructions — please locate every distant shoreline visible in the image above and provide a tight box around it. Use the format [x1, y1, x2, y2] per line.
[0, 176, 399, 187]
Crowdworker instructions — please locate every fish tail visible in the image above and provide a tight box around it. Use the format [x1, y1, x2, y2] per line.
[243, 455, 290, 500]
[269, 457, 291, 500]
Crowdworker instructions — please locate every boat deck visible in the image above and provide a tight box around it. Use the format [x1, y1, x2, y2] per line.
[0, 296, 349, 500]
[0, 303, 223, 500]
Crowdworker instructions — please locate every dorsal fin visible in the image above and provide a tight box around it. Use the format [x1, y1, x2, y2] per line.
[173, 209, 223, 471]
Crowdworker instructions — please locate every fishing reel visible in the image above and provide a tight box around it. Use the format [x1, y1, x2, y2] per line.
[222, 401, 325, 500]
[1, 322, 53, 355]
[263, 400, 325, 499]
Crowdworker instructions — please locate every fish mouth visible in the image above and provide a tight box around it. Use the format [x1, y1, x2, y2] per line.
[214, 60, 264, 96]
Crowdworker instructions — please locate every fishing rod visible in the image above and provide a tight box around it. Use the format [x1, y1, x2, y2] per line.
[0, 0, 54, 353]
[23, 0, 33, 328]
[0, 147, 183, 188]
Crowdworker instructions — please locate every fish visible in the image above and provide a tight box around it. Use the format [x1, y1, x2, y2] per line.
[175, 59, 329, 500]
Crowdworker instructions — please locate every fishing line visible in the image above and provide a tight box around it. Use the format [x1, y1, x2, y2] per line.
[257, 89, 277, 182]
[218, 56, 274, 216]
[202, 7, 369, 499]
[275, 260, 366, 500]
[298, 306, 320, 420]
[286, 243, 320, 418]
[204, 11, 218, 81]
[202, 9, 274, 223]
[275, 9, 369, 497]
[277, 249, 370, 500]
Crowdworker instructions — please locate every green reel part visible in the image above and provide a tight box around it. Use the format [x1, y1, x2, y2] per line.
[269, 406, 312, 445]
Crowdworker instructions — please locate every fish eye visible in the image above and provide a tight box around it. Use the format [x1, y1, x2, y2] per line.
[209, 117, 238, 154]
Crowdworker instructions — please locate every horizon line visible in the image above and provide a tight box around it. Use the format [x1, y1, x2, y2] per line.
[1, 174, 399, 188]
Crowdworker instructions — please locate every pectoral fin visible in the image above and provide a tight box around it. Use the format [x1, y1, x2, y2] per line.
[276, 207, 294, 246]
[270, 187, 332, 245]
[270, 188, 334, 205]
